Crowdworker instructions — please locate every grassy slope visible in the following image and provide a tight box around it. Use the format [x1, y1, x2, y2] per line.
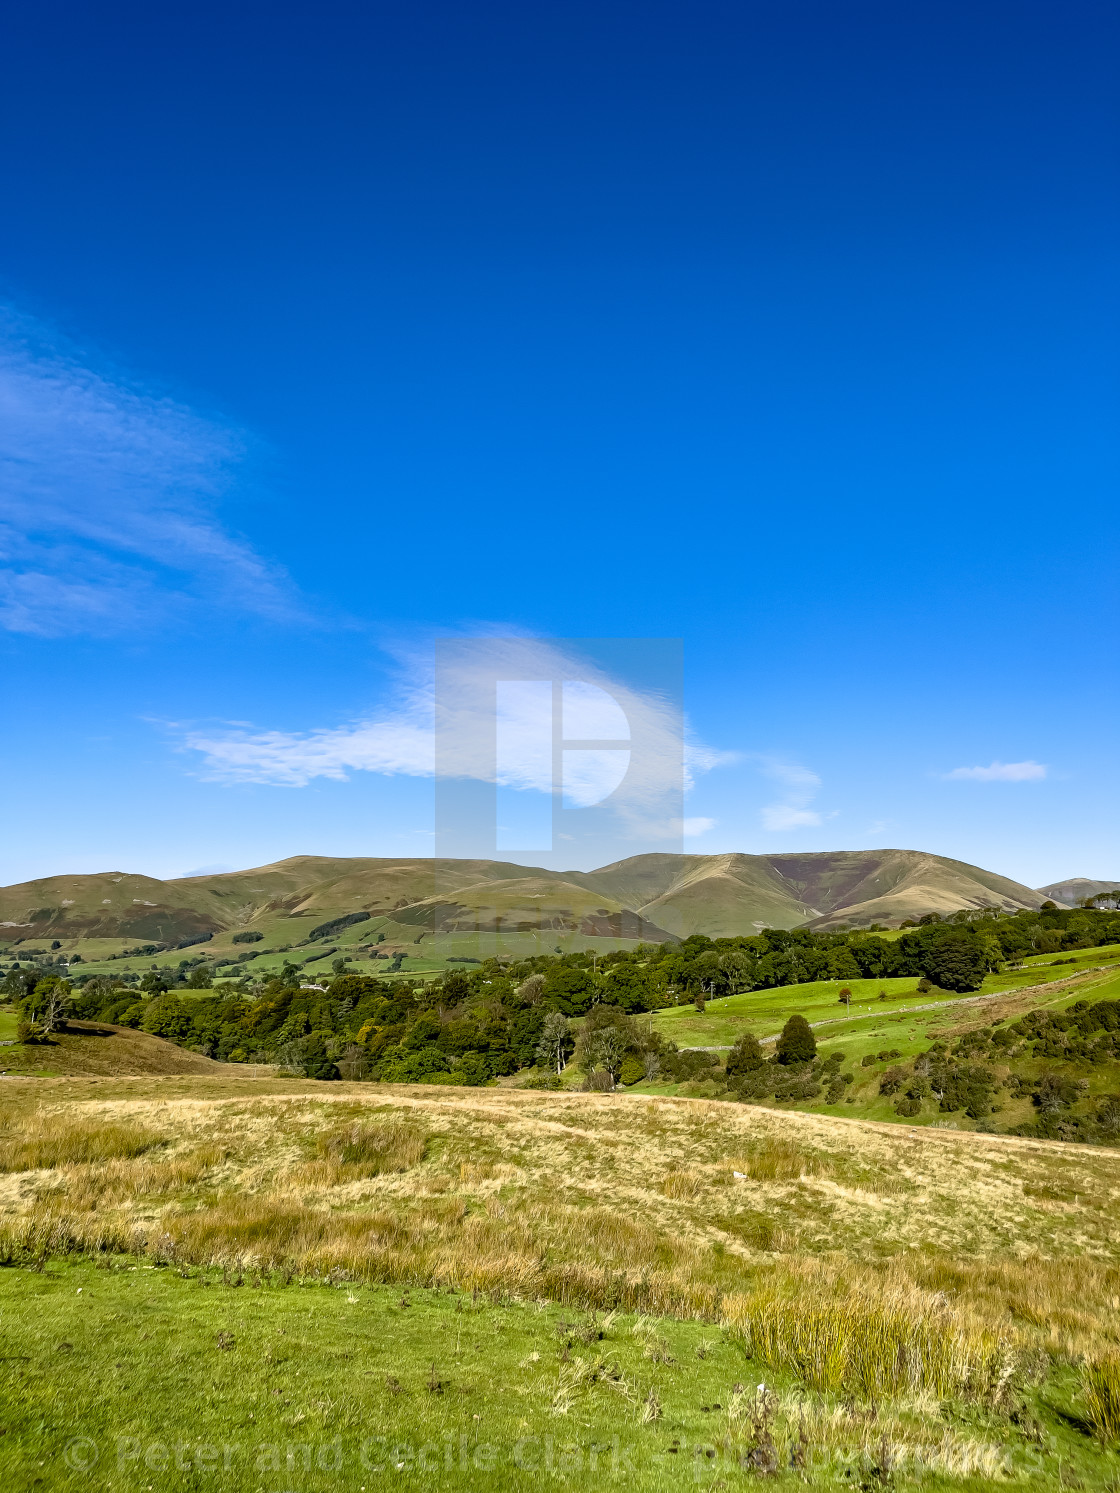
[635, 947, 1120, 1128]
[0, 1019, 275, 1078]
[1, 1080, 1119, 1489]
[649, 944, 1120, 1047]
[37, 913, 659, 983]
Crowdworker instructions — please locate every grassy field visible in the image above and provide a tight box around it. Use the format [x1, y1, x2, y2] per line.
[649, 944, 1120, 1050]
[637, 963, 1120, 1128]
[3, 1079, 1120, 1488]
[18, 918, 659, 985]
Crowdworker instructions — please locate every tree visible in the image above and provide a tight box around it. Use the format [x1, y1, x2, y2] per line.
[719, 951, 754, 993]
[516, 974, 546, 1005]
[838, 987, 852, 1007]
[302, 1035, 340, 1081]
[336, 1044, 368, 1081]
[583, 1025, 627, 1085]
[22, 978, 73, 1037]
[535, 1010, 572, 1075]
[576, 1005, 635, 1085]
[725, 1031, 765, 1080]
[776, 1014, 816, 1065]
[921, 934, 987, 994]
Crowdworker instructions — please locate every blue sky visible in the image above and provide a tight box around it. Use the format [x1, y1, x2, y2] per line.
[0, 0, 1116, 889]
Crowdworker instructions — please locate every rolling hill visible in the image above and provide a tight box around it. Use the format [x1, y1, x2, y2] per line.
[1037, 876, 1120, 906]
[0, 847, 1055, 954]
[0, 1020, 275, 1077]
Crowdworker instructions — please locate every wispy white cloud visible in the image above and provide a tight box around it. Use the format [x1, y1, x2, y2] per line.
[181, 714, 435, 787]
[757, 758, 827, 832]
[761, 803, 824, 831]
[176, 636, 734, 843]
[679, 816, 716, 837]
[943, 760, 1047, 782]
[0, 307, 289, 634]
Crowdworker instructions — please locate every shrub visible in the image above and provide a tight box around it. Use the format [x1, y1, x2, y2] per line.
[775, 1014, 816, 1065]
[619, 1056, 644, 1086]
[725, 1032, 764, 1079]
[660, 1049, 718, 1083]
[582, 1069, 615, 1092]
[231, 931, 263, 944]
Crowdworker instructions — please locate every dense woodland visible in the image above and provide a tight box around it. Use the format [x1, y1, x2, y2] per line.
[4, 905, 1119, 1095]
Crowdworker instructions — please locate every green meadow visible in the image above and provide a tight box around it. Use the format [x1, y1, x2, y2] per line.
[648, 945, 1120, 1051]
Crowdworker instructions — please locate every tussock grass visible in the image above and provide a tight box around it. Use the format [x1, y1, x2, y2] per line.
[660, 1168, 704, 1198]
[724, 1386, 1014, 1481]
[723, 1285, 1003, 1398]
[2, 1081, 1119, 1410]
[1083, 1354, 1120, 1444]
[719, 1211, 798, 1253]
[0, 1115, 164, 1172]
[48, 1145, 227, 1206]
[314, 1119, 427, 1176]
[730, 1139, 822, 1181]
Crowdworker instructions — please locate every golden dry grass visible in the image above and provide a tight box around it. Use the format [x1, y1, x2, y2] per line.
[1083, 1354, 1120, 1445]
[0, 1112, 164, 1171]
[1, 1078, 1119, 1399]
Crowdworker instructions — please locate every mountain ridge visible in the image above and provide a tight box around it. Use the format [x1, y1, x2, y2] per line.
[0, 848, 1058, 945]
[1036, 877, 1120, 906]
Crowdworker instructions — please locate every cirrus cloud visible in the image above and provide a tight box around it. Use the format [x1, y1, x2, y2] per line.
[0, 306, 291, 635]
[757, 758, 831, 832]
[943, 760, 1047, 782]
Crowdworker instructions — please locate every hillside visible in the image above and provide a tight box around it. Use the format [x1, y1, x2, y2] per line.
[643, 954, 1120, 1140]
[1038, 876, 1120, 906]
[0, 1020, 274, 1078]
[578, 848, 1050, 934]
[4, 1078, 1120, 1489]
[0, 850, 1052, 976]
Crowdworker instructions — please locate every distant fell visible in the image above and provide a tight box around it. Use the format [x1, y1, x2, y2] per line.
[1037, 877, 1120, 907]
[0, 847, 1052, 945]
[576, 849, 1050, 935]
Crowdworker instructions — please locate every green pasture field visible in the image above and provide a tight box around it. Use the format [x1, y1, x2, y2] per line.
[1, 1263, 763, 1493]
[0, 1245, 1111, 1491]
[649, 945, 1120, 1051]
[22, 918, 660, 985]
[634, 964, 1120, 1127]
